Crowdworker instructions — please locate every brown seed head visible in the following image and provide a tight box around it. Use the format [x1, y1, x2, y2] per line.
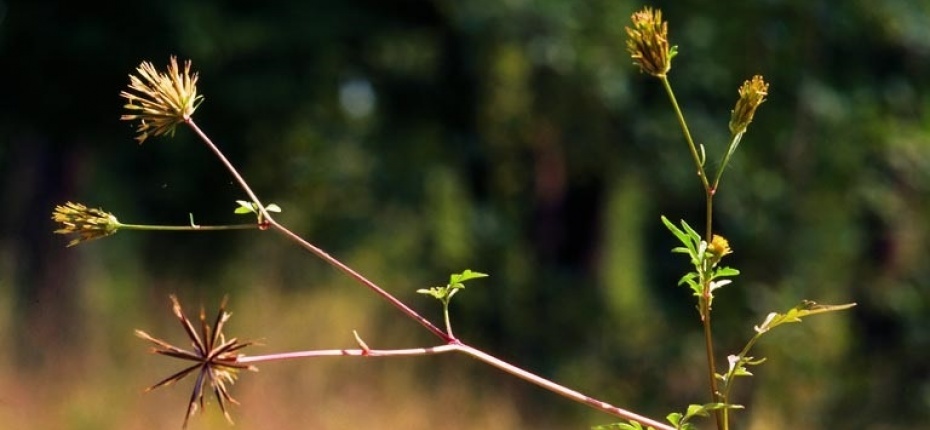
[51, 202, 120, 247]
[729, 75, 769, 135]
[625, 7, 677, 77]
[136, 295, 256, 429]
[120, 56, 203, 144]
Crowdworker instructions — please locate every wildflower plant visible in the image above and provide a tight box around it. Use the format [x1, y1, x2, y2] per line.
[51, 6, 855, 430]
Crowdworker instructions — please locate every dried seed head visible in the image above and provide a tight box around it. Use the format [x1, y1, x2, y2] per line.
[120, 56, 203, 144]
[137, 295, 256, 429]
[729, 75, 769, 135]
[52, 202, 120, 247]
[625, 7, 677, 77]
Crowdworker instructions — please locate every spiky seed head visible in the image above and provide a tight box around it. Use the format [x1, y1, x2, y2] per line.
[120, 56, 203, 144]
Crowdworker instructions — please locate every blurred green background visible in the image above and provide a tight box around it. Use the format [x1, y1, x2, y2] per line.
[2, 0, 929, 429]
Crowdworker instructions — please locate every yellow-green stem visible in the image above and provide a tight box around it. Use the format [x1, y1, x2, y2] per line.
[706, 193, 714, 243]
[720, 332, 763, 429]
[660, 76, 711, 194]
[119, 223, 257, 231]
[712, 132, 744, 192]
[661, 75, 722, 430]
[701, 295, 723, 430]
[443, 301, 454, 338]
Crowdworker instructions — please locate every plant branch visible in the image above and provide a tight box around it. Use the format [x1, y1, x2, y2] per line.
[186, 119, 275, 224]
[700, 295, 723, 430]
[266, 218, 452, 341]
[456, 343, 675, 430]
[186, 115, 672, 430]
[119, 223, 258, 231]
[186, 118, 450, 341]
[712, 132, 743, 192]
[236, 344, 460, 363]
[236, 342, 675, 430]
[660, 76, 710, 194]
[662, 75, 723, 430]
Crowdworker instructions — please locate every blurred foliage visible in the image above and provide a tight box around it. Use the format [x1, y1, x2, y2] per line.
[2, 0, 929, 429]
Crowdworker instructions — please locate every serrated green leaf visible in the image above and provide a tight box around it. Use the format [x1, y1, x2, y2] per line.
[686, 280, 702, 296]
[450, 269, 489, 284]
[755, 301, 856, 333]
[677, 272, 698, 286]
[661, 216, 694, 250]
[684, 404, 710, 418]
[417, 287, 445, 300]
[666, 412, 682, 426]
[679, 219, 701, 242]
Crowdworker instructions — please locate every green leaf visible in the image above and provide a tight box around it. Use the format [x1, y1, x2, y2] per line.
[678, 219, 701, 242]
[755, 300, 857, 333]
[714, 266, 740, 277]
[676, 272, 698, 287]
[450, 269, 489, 285]
[661, 216, 694, 251]
[684, 404, 711, 419]
[265, 203, 282, 212]
[416, 287, 446, 300]
[234, 200, 256, 214]
[670, 246, 691, 255]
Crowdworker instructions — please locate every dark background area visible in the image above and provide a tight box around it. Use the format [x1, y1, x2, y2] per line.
[1, 1, 928, 429]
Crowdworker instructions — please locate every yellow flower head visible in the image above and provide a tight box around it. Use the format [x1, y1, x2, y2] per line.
[120, 56, 203, 144]
[52, 202, 121, 247]
[707, 234, 733, 260]
[729, 75, 769, 135]
[625, 7, 677, 77]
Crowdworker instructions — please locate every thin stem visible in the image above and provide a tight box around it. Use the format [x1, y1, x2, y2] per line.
[119, 223, 258, 231]
[456, 343, 675, 430]
[236, 342, 675, 430]
[712, 132, 743, 192]
[700, 296, 722, 430]
[237, 344, 460, 363]
[186, 118, 449, 341]
[706, 194, 713, 243]
[443, 301, 454, 338]
[703, 195, 721, 429]
[662, 75, 723, 430]
[186, 119, 274, 223]
[660, 76, 711, 193]
[267, 218, 451, 341]
[719, 333, 763, 429]
[187, 116, 671, 429]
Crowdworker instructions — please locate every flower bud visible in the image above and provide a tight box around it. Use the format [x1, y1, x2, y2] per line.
[729, 75, 769, 135]
[625, 7, 678, 77]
